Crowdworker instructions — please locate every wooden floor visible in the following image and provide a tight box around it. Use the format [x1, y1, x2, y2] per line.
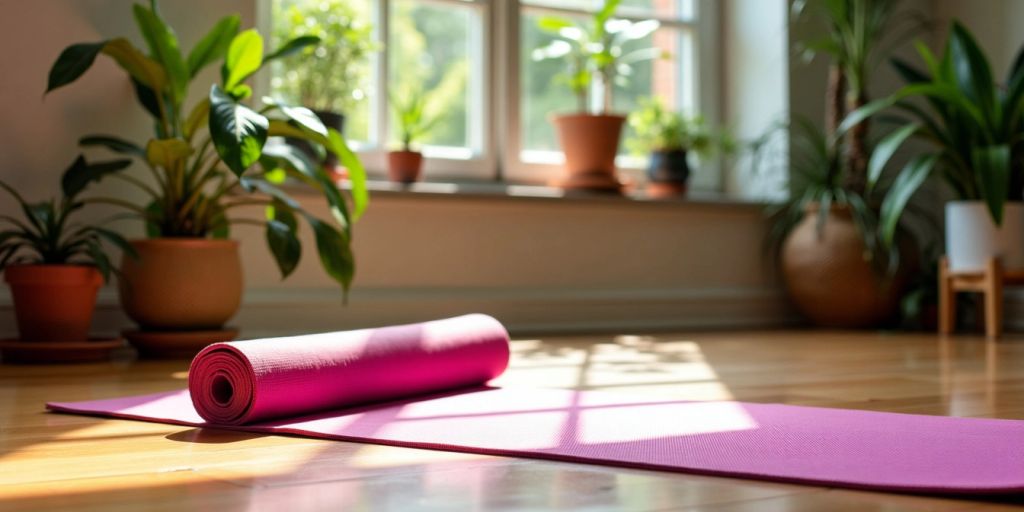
[2, 330, 1024, 511]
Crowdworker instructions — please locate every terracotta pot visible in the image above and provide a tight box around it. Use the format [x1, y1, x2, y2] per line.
[552, 114, 625, 191]
[781, 204, 911, 328]
[119, 238, 243, 330]
[4, 265, 102, 341]
[388, 150, 423, 183]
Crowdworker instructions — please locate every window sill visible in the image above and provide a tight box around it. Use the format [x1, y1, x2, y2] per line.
[286, 179, 774, 211]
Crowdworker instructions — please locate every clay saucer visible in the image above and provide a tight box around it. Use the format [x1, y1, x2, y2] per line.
[0, 337, 125, 364]
[124, 327, 239, 359]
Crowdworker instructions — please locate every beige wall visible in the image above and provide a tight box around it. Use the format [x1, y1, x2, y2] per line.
[0, 0, 797, 338]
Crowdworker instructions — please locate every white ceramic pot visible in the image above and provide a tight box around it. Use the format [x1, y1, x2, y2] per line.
[945, 201, 1024, 272]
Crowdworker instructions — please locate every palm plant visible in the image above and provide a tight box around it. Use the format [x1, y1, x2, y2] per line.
[45, 1, 368, 293]
[0, 157, 137, 280]
[842, 22, 1024, 235]
[792, 0, 920, 194]
[532, 0, 663, 114]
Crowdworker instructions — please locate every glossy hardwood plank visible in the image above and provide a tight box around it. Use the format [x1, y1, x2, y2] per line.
[2, 330, 1024, 511]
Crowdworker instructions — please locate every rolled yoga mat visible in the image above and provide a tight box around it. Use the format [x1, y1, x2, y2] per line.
[47, 314, 1024, 495]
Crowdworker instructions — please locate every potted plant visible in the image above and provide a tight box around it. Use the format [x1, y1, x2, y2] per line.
[533, 0, 663, 192]
[762, 0, 922, 328]
[843, 22, 1024, 275]
[626, 97, 733, 197]
[0, 157, 135, 362]
[388, 87, 441, 184]
[45, 2, 368, 357]
[271, 0, 376, 172]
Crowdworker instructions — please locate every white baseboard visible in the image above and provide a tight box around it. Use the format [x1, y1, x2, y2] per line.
[0, 285, 799, 339]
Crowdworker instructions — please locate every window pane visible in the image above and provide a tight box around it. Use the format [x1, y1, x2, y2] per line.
[270, 0, 375, 144]
[520, 12, 580, 160]
[521, 0, 695, 21]
[388, 0, 481, 156]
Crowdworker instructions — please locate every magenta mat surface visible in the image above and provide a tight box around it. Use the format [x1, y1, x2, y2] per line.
[46, 315, 1024, 495]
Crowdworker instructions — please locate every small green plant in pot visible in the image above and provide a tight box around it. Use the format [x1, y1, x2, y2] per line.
[272, 0, 376, 171]
[0, 156, 134, 350]
[533, 0, 664, 191]
[45, 1, 369, 356]
[387, 87, 442, 184]
[626, 97, 733, 196]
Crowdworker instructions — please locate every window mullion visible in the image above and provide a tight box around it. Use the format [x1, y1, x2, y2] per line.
[376, 0, 391, 153]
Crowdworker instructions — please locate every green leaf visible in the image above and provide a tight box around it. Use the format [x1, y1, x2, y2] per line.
[537, 16, 575, 34]
[132, 4, 189, 102]
[84, 239, 112, 282]
[327, 129, 368, 221]
[145, 138, 192, 169]
[222, 29, 263, 91]
[62, 156, 133, 198]
[101, 38, 166, 91]
[264, 97, 328, 137]
[46, 42, 106, 93]
[949, 22, 996, 117]
[265, 201, 300, 278]
[131, 78, 163, 120]
[879, 154, 938, 246]
[867, 123, 920, 192]
[972, 145, 1011, 225]
[304, 215, 354, 296]
[91, 226, 139, 260]
[183, 99, 211, 141]
[209, 85, 269, 176]
[263, 35, 319, 64]
[187, 14, 240, 77]
[79, 135, 146, 158]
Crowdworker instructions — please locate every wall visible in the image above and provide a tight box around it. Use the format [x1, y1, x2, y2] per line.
[0, 0, 795, 338]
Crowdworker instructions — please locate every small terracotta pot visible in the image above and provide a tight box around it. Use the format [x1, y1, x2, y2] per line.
[119, 238, 243, 330]
[552, 114, 626, 191]
[4, 265, 102, 341]
[387, 150, 423, 183]
[781, 203, 912, 328]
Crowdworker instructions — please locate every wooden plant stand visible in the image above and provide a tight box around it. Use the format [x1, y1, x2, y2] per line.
[939, 256, 1024, 338]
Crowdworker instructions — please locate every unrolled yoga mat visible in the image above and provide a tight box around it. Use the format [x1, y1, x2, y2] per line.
[47, 314, 1024, 495]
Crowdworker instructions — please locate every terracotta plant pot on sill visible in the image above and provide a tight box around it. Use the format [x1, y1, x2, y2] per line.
[551, 113, 626, 193]
[388, 150, 423, 184]
[119, 238, 243, 358]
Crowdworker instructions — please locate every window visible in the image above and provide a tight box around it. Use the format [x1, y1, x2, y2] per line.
[263, 0, 717, 187]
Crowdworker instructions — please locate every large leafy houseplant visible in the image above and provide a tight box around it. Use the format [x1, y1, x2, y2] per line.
[761, 0, 926, 328]
[843, 22, 1024, 231]
[45, 1, 368, 294]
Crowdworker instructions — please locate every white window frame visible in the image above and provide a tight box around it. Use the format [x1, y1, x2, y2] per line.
[258, 0, 720, 189]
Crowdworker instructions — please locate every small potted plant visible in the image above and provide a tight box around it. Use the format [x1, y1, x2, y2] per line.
[388, 87, 441, 184]
[533, 0, 663, 192]
[271, 0, 376, 172]
[45, 1, 369, 357]
[1, 156, 135, 362]
[626, 97, 733, 197]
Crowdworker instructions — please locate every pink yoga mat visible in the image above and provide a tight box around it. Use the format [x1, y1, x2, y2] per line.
[47, 314, 1024, 495]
